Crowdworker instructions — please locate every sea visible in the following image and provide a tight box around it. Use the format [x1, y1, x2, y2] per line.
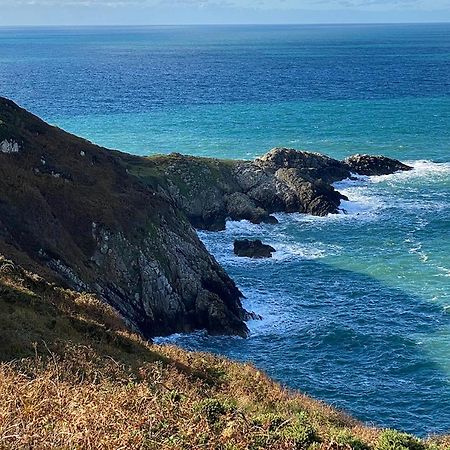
[1, 23, 449, 436]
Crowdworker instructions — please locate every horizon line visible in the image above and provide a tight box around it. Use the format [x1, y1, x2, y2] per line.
[1, 21, 450, 28]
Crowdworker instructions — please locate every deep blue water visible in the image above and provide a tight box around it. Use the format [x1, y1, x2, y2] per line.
[1, 24, 449, 436]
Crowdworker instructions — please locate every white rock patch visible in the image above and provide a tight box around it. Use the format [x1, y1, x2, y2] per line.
[0, 139, 20, 154]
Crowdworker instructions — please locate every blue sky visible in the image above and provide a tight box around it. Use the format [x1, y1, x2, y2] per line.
[0, 0, 449, 26]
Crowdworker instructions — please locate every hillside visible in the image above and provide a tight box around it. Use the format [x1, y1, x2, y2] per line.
[2, 255, 447, 449]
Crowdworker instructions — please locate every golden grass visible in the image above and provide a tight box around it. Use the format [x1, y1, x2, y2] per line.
[0, 256, 445, 449]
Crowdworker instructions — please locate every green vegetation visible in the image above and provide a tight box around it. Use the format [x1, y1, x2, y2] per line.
[376, 430, 425, 450]
[125, 152, 240, 200]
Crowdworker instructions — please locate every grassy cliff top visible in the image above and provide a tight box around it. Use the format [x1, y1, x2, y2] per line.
[1, 255, 449, 450]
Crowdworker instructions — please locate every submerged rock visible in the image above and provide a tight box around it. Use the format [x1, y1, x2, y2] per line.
[344, 154, 413, 176]
[234, 239, 276, 259]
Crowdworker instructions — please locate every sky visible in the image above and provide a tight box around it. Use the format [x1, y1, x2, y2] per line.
[0, 0, 450, 26]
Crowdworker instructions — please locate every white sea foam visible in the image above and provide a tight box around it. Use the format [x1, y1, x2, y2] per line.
[198, 217, 340, 265]
[437, 266, 450, 277]
[330, 159, 450, 219]
[370, 160, 450, 184]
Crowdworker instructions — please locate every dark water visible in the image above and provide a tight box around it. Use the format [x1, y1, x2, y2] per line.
[1, 24, 449, 435]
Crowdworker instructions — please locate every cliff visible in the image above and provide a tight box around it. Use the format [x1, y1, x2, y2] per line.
[0, 97, 248, 338]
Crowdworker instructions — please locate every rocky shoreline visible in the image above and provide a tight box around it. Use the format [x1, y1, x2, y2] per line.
[0, 97, 412, 339]
[121, 147, 412, 232]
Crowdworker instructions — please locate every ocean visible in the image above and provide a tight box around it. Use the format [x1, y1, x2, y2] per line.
[1, 23, 449, 435]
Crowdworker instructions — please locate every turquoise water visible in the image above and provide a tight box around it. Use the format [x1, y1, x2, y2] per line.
[1, 24, 449, 435]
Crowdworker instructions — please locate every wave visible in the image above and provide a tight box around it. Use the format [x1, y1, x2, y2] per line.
[332, 159, 450, 218]
[370, 159, 450, 184]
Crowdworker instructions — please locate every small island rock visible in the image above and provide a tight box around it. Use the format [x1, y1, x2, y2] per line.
[344, 154, 413, 176]
[234, 239, 276, 259]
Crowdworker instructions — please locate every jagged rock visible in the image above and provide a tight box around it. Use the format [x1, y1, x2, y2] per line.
[257, 147, 351, 183]
[234, 239, 276, 259]
[225, 192, 277, 225]
[273, 168, 346, 216]
[344, 154, 413, 176]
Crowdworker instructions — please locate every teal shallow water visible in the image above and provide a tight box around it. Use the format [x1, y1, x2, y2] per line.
[54, 96, 450, 161]
[1, 24, 449, 435]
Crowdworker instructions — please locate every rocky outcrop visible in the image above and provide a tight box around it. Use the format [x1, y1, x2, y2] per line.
[234, 239, 276, 259]
[256, 147, 352, 183]
[124, 147, 412, 232]
[0, 97, 248, 338]
[344, 154, 413, 176]
[124, 148, 354, 231]
[225, 192, 278, 225]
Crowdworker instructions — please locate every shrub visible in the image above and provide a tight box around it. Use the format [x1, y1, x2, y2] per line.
[377, 430, 425, 450]
[333, 429, 370, 450]
[198, 398, 230, 424]
[282, 413, 318, 449]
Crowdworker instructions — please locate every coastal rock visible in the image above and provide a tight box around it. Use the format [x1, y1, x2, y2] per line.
[234, 239, 276, 259]
[257, 147, 351, 183]
[0, 97, 248, 338]
[273, 168, 347, 216]
[344, 154, 413, 176]
[225, 192, 278, 225]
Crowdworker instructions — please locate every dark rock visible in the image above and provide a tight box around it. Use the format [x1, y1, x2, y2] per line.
[256, 147, 351, 183]
[262, 215, 279, 225]
[225, 192, 271, 225]
[234, 239, 276, 259]
[344, 154, 413, 176]
[244, 310, 263, 321]
[273, 168, 345, 216]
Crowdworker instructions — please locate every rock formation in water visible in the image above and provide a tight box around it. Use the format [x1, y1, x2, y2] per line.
[123, 147, 411, 231]
[0, 97, 413, 338]
[234, 239, 276, 259]
[344, 154, 413, 176]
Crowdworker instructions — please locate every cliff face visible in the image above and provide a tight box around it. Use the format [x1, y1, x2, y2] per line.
[0, 98, 248, 338]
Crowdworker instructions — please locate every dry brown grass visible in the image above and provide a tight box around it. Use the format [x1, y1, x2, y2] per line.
[0, 256, 444, 449]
